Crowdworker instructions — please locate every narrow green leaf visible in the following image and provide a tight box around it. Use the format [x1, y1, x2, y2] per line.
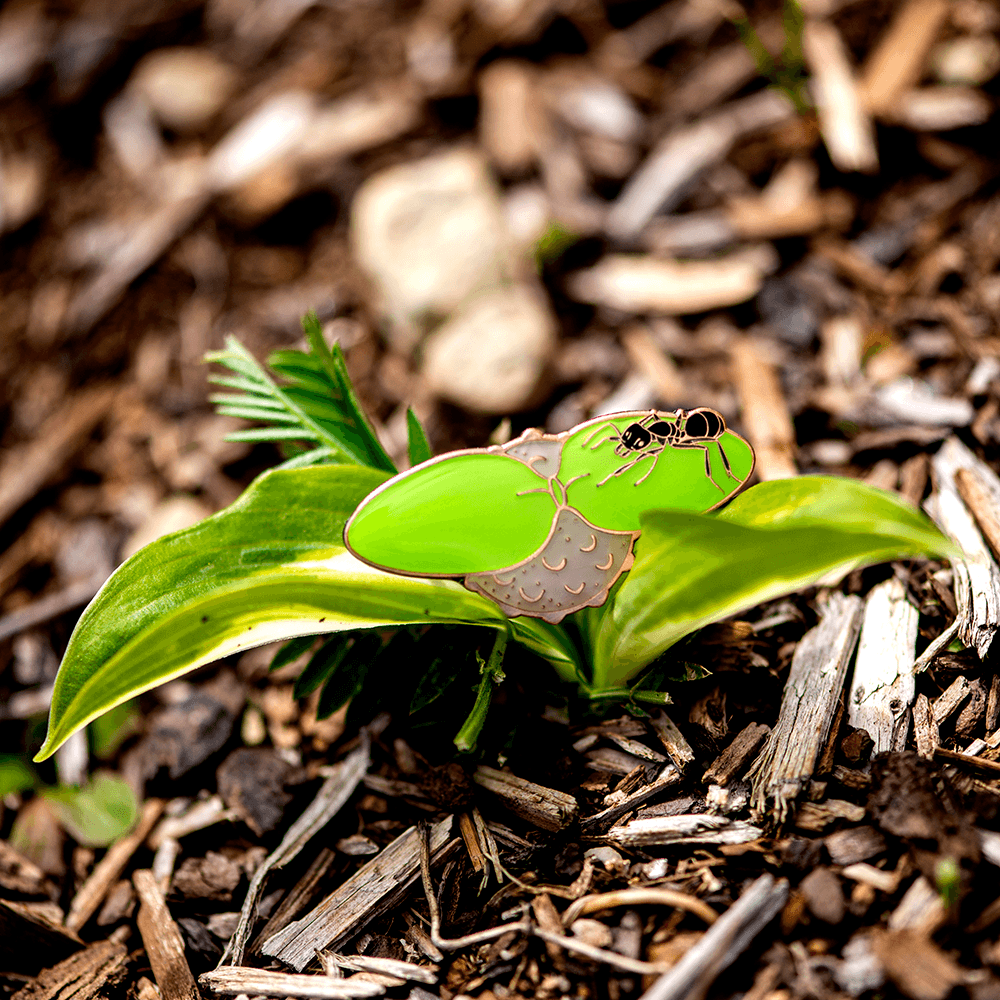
[273, 447, 337, 471]
[215, 406, 302, 424]
[407, 408, 433, 466]
[316, 633, 383, 718]
[224, 427, 318, 443]
[293, 636, 349, 698]
[37, 464, 583, 760]
[43, 773, 139, 847]
[270, 635, 317, 672]
[590, 476, 955, 692]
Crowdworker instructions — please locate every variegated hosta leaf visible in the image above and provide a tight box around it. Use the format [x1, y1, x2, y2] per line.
[37, 465, 582, 760]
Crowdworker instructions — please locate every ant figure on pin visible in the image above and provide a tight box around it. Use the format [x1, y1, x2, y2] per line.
[583, 407, 738, 490]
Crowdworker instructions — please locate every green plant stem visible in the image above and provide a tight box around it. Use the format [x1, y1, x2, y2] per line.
[454, 629, 508, 752]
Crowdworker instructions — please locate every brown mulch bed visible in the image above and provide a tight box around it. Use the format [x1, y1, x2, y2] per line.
[4, 0, 1000, 998]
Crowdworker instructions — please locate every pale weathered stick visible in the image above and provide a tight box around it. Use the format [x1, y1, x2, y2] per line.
[133, 869, 201, 1000]
[199, 967, 383, 999]
[638, 874, 789, 1000]
[748, 592, 864, 821]
[221, 738, 370, 966]
[802, 18, 877, 173]
[605, 814, 763, 849]
[65, 798, 165, 933]
[848, 577, 918, 753]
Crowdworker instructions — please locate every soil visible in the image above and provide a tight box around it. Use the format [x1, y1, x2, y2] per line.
[3, 1, 1000, 999]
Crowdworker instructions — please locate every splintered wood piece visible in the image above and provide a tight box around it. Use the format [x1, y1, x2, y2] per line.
[473, 765, 578, 831]
[647, 711, 696, 772]
[860, 0, 950, 118]
[794, 799, 866, 832]
[605, 814, 763, 849]
[10, 937, 129, 1000]
[848, 577, 919, 753]
[637, 874, 788, 1000]
[802, 19, 877, 173]
[888, 875, 946, 935]
[262, 816, 459, 972]
[606, 734, 667, 763]
[926, 437, 1000, 659]
[0, 384, 116, 529]
[607, 89, 794, 238]
[913, 694, 940, 760]
[133, 869, 200, 1000]
[871, 928, 965, 1000]
[249, 848, 336, 955]
[0, 839, 54, 898]
[65, 798, 165, 933]
[932, 676, 971, 723]
[988, 675, 1000, 732]
[824, 826, 887, 866]
[317, 952, 437, 985]
[199, 968, 384, 999]
[730, 337, 798, 480]
[955, 469, 1000, 563]
[580, 765, 682, 832]
[748, 593, 863, 821]
[622, 325, 686, 404]
[703, 723, 771, 787]
[221, 739, 370, 966]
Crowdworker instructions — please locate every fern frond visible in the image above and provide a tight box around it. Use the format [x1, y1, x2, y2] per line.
[205, 319, 396, 472]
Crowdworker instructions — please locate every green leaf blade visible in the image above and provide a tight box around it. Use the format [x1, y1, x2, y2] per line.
[591, 476, 955, 692]
[38, 464, 582, 760]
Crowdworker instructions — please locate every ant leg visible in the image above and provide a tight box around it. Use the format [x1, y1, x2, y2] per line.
[582, 422, 621, 449]
[717, 440, 737, 481]
[697, 444, 723, 491]
[596, 450, 653, 487]
[632, 447, 665, 485]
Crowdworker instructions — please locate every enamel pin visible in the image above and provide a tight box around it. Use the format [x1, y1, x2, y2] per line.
[344, 408, 755, 624]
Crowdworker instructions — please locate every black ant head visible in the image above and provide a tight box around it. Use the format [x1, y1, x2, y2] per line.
[619, 422, 652, 452]
[683, 407, 725, 440]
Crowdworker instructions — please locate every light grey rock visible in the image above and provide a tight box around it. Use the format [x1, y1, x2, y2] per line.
[352, 148, 516, 350]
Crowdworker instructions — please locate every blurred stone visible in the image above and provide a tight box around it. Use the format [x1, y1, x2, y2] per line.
[132, 47, 237, 133]
[421, 285, 556, 413]
[351, 147, 517, 350]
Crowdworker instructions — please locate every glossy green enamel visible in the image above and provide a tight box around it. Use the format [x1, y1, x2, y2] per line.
[346, 453, 555, 575]
[560, 419, 754, 530]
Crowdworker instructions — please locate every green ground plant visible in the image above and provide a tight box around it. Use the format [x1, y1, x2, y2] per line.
[36, 315, 954, 761]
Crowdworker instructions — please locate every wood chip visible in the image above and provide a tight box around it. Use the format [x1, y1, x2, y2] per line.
[802, 18, 877, 173]
[870, 927, 965, 1000]
[0, 384, 116, 529]
[199, 968, 384, 999]
[222, 740, 370, 965]
[848, 577, 919, 753]
[647, 711, 696, 773]
[65, 798, 165, 933]
[795, 799, 866, 831]
[749, 593, 864, 820]
[605, 814, 763, 848]
[0, 899, 81, 975]
[607, 89, 794, 239]
[262, 816, 459, 971]
[730, 337, 798, 480]
[637, 874, 788, 1000]
[580, 765, 682, 832]
[825, 825, 887, 866]
[10, 937, 129, 1000]
[888, 875, 946, 935]
[931, 675, 971, 723]
[568, 253, 764, 315]
[912, 693, 940, 759]
[860, 0, 951, 118]
[317, 952, 437, 985]
[703, 722, 770, 786]
[926, 437, 1000, 658]
[621, 325, 686, 404]
[133, 868, 201, 1000]
[473, 765, 578, 831]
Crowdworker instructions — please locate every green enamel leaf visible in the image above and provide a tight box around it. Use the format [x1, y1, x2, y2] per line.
[560, 415, 754, 530]
[346, 453, 556, 575]
[589, 476, 956, 692]
[37, 464, 582, 761]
